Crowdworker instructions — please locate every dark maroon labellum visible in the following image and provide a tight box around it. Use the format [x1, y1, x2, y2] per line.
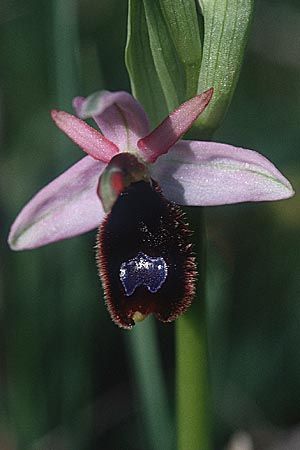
[97, 180, 196, 329]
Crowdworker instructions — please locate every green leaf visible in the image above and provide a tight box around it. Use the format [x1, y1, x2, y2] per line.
[126, 0, 168, 126]
[195, 0, 254, 136]
[142, 0, 184, 110]
[159, 0, 202, 98]
[126, 0, 203, 124]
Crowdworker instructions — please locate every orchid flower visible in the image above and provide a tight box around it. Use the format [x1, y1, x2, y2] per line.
[8, 89, 294, 328]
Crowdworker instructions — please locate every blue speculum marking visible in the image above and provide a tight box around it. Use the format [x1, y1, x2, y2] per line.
[119, 252, 168, 296]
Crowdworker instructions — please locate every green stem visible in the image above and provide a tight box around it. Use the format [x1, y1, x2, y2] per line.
[176, 209, 212, 450]
[127, 317, 174, 450]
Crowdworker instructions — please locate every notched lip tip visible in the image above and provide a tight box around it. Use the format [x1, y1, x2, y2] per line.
[132, 311, 147, 324]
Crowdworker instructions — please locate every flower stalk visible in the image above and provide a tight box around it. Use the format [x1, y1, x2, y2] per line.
[128, 318, 174, 450]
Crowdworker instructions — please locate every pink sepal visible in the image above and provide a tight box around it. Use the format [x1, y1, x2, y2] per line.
[150, 140, 294, 205]
[8, 156, 106, 250]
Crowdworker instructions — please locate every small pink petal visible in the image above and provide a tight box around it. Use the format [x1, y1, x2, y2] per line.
[8, 156, 106, 250]
[73, 91, 150, 152]
[51, 110, 119, 163]
[137, 88, 213, 163]
[150, 140, 294, 205]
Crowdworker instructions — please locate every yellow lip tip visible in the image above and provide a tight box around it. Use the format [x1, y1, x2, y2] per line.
[132, 311, 146, 323]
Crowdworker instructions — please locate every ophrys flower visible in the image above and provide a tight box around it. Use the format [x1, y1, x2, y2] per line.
[8, 89, 294, 328]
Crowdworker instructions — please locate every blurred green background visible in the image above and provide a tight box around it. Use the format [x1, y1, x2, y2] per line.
[1, 0, 299, 449]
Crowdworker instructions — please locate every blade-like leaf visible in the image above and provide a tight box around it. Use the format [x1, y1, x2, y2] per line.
[159, 0, 202, 99]
[195, 0, 254, 135]
[126, 0, 168, 126]
[126, 0, 203, 124]
[142, 0, 184, 110]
